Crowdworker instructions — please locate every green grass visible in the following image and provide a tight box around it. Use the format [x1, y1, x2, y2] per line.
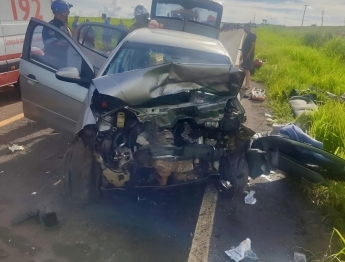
[253, 26, 345, 245]
[68, 17, 134, 29]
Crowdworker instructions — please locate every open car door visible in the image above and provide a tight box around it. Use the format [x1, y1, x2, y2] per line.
[72, 22, 128, 74]
[251, 136, 345, 185]
[19, 18, 124, 135]
[151, 0, 223, 39]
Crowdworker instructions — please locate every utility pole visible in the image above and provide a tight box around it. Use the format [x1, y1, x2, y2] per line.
[321, 11, 325, 26]
[284, 17, 287, 26]
[301, 4, 308, 26]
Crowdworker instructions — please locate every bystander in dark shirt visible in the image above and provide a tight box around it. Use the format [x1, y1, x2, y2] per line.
[241, 32, 257, 70]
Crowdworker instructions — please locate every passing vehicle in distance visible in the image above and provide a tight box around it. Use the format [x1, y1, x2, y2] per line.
[0, 0, 52, 93]
[19, 0, 345, 203]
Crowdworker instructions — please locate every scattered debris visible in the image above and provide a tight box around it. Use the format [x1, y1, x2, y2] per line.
[46, 171, 51, 174]
[0, 171, 3, 174]
[266, 118, 276, 123]
[138, 196, 145, 202]
[151, 201, 156, 206]
[8, 144, 25, 152]
[250, 88, 266, 101]
[244, 191, 257, 205]
[11, 206, 59, 228]
[294, 252, 306, 262]
[53, 179, 61, 186]
[31, 247, 35, 250]
[326, 92, 345, 103]
[31, 192, 37, 195]
[225, 238, 258, 262]
[190, 232, 193, 237]
[264, 113, 272, 118]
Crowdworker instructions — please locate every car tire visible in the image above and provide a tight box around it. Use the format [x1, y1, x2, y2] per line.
[14, 80, 21, 98]
[61, 138, 101, 204]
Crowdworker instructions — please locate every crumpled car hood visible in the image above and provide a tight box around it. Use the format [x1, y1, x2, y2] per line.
[76, 63, 244, 133]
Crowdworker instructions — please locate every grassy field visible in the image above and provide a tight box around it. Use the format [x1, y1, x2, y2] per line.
[253, 26, 345, 245]
[68, 17, 134, 29]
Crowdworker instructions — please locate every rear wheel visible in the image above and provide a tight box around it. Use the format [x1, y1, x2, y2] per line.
[61, 138, 101, 204]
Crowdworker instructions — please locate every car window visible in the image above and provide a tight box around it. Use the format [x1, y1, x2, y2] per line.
[156, 3, 218, 27]
[29, 25, 82, 72]
[104, 42, 230, 75]
[78, 25, 123, 57]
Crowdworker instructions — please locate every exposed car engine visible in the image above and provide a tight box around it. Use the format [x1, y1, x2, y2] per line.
[87, 89, 252, 189]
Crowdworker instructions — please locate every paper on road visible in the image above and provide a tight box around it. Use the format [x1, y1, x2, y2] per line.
[244, 190, 257, 205]
[225, 238, 258, 262]
[8, 144, 25, 152]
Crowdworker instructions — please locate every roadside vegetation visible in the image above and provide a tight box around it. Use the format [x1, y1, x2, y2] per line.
[68, 17, 134, 28]
[253, 26, 345, 260]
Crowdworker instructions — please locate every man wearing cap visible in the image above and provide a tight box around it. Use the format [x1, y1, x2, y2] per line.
[240, 23, 257, 89]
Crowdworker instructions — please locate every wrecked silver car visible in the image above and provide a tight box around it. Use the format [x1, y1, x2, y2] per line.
[60, 63, 266, 202]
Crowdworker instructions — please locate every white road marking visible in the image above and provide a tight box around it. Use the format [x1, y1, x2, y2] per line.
[187, 184, 218, 262]
[235, 33, 245, 67]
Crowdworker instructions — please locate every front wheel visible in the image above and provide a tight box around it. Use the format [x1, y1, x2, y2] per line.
[61, 138, 101, 204]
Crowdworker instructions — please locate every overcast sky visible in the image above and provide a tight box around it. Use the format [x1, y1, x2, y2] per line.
[69, 0, 345, 26]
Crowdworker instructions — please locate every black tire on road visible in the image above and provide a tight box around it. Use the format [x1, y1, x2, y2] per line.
[61, 139, 101, 204]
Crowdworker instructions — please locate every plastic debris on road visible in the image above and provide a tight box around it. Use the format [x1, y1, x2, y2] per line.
[53, 179, 61, 186]
[8, 144, 25, 152]
[225, 238, 258, 262]
[250, 88, 266, 101]
[264, 113, 272, 118]
[31, 192, 37, 195]
[244, 190, 257, 205]
[294, 252, 306, 262]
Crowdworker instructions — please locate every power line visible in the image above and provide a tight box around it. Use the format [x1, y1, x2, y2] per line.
[301, 5, 308, 26]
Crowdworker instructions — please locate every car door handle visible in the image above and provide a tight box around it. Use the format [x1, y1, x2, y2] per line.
[23, 74, 39, 83]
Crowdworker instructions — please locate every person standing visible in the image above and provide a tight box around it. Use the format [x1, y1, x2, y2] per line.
[240, 23, 257, 89]
[118, 19, 126, 30]
[129, 5, 150, 33]
[101, 14, 111, 51]
[72, 15, 79, 32]
[42, 0, 73, 69]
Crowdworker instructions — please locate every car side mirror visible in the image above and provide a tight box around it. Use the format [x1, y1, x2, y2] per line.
[55, 67, 88, 85]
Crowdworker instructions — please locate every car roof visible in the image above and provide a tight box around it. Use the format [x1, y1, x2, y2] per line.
[125, 28, 228, 56]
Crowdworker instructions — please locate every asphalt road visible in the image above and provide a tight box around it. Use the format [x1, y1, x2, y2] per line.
[0, 30, 332, 262]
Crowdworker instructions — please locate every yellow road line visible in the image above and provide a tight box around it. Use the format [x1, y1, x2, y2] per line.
[0, 113, 24, 128]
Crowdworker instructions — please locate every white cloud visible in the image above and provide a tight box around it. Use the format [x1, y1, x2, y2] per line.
[69, 0, 345, 26]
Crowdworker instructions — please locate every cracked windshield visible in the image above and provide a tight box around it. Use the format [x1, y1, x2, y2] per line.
[0, 0, 344, 262]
